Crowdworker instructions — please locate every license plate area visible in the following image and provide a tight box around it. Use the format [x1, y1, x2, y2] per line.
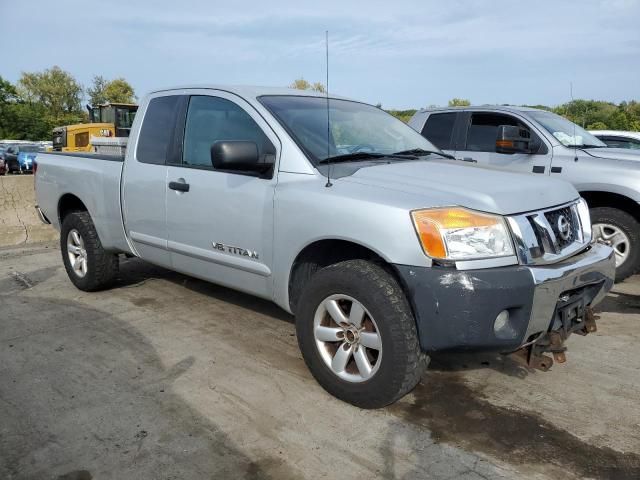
[557, 296, 587, 333]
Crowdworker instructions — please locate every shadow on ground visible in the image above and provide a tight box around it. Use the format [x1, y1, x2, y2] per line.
[114, 257, 293, 324]
[0, 295, 299, 480]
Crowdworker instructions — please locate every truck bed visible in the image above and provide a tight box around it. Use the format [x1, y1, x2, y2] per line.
[35, 152, 131, 253]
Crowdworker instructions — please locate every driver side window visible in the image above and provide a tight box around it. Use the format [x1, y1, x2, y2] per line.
[465, 113, 544, 154]
[182, 96, 274, 169]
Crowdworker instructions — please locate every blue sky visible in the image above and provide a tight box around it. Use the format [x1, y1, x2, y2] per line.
[1, 0, 639, 109]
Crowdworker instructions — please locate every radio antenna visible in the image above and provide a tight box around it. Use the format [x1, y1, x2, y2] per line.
[325, 30, 333, 187]
[570, 82, 578, 162]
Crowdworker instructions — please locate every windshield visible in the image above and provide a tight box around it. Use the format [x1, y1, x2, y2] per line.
[20, 146, 39, 152]
[259, 96, 440, 164]
[529, 111, 606, 148]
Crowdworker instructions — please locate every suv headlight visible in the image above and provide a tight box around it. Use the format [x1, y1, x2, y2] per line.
[411, 207, 514, 260]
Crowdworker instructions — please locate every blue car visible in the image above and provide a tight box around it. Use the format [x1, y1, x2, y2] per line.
[5, 144, 40, 174]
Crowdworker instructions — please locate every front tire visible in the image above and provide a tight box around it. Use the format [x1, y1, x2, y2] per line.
[60, 211, 119, 291]
[296, 260, 428, 408]
[591, 207, 639, 282]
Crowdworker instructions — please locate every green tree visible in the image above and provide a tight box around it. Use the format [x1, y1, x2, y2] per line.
[385, 109, 417, 123]
[587, 121, 608, 130]
[0, 76, 19, 138]
[0, 76, 52, 140]
[88, 76, 136, 105]
[448, 98, 471, 107]
[290, 78, 326, 92]
[18, 66, 83, 115]
[87, 75, 109, 105]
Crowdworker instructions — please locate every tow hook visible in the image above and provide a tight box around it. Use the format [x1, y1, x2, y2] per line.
[508, 306, 599, 371]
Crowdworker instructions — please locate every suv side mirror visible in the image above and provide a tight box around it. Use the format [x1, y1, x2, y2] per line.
[210, 141, 273, 174]
[496, 125, 531, 154]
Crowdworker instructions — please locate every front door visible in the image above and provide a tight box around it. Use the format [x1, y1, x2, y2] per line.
[457, 112, 552, 175]
[166, 91, 280, 299]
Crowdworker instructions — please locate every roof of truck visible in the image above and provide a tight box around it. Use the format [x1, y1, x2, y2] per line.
[416, 105, 545, 114]
[148, 85, 349, 100]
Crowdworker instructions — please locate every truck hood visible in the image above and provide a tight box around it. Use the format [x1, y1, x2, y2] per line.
[582, 147, 640, 162]
[340, 159, 578, 216]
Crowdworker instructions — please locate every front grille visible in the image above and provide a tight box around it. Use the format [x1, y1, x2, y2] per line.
[544, 206, 576, 249]
[508, 201, 588, 265]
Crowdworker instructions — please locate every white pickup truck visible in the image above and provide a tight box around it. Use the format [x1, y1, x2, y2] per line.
[410, 106, 640, 281]
[35, 86, 615, 407]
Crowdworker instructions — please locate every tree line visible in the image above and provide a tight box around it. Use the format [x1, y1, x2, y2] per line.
[1, 72, 638, 141]
[0, 66, 135, 141]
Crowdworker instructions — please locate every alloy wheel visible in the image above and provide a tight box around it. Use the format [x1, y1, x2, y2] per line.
[67, 229, 88, 278]
[313, 294, 383, 383]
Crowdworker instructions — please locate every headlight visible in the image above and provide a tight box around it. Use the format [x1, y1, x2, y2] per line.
[411, 207, 514, 260]
[576, 197, 592, 242]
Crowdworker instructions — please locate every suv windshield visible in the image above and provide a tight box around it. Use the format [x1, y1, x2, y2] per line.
[529, 111, 606, 148]
[259, 95, 440, 164]
[20, 145, 39, 153]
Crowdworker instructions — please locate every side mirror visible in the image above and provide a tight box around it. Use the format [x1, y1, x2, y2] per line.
[210, 141, 273, 174]
[496, 125, 531, 154]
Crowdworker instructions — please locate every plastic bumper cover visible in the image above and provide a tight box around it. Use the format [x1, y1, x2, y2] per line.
[394, 243, 615, 352]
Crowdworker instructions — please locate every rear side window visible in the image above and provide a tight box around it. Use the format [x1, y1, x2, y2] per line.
[422, 113, 456, 150]
[136, 96, 180, 164]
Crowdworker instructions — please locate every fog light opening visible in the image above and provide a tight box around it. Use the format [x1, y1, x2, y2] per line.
[494, 309, 517, 339]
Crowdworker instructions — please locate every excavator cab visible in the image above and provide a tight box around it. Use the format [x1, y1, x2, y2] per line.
[88, 103, 138, 138]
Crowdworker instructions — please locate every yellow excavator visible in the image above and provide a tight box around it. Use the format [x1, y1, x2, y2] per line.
[52, 103, 138, 152]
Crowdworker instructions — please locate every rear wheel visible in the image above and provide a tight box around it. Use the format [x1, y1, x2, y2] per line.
[60, 211, 119, 291]
[591, 207, 639, 282]
[296, 260, 428, 408]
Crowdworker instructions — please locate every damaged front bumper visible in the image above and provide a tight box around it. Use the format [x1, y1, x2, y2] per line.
[394, 243, 615, 359]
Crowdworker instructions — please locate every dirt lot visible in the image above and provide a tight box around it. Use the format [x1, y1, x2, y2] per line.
[1, 243, 639, 480]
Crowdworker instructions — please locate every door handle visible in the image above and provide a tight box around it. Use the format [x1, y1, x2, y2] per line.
[457, 157, 477, 163]
[168, 181, 190, 192]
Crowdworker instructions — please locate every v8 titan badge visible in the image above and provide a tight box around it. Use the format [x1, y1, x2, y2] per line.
[212, 242, 259, 259]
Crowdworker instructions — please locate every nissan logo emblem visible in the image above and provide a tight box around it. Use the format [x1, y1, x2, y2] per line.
[557, 215, 571, 241]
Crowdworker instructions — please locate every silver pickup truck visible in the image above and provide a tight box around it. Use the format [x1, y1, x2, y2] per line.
[35, 86, 615, 408]
[410, 106, 640, 281]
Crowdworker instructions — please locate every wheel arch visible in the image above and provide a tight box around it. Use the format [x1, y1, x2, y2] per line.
[287, 238, 414, 316]
[580, 191, 640, 222]
[58, 193, 89, 224]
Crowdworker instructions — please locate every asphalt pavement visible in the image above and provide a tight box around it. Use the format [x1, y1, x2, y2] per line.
[1, 243, 639, 480]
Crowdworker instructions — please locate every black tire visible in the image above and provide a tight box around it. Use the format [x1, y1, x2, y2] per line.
[296, 260, 428, 408]
[590, 207, 640, 282]
[60, 211, 119, 291]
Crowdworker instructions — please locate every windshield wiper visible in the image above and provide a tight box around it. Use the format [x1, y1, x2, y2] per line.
[579, 145, 605, 149]
[392, 148, 456, 160]
[318, 152, 416, 164]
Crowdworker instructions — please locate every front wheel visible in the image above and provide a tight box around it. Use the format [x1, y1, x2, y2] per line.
[591, 207, 639, 282]
[296, 260, 428, 408]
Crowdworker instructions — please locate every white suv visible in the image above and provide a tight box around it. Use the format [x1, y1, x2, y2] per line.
[590, 130, 640, 150]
